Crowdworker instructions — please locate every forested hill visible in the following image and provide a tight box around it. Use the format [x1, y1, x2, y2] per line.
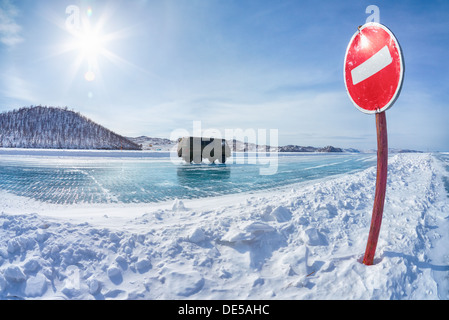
[0, 106, 141, 150]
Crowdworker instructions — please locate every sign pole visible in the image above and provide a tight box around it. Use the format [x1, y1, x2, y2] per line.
[362, 111, 388, 265]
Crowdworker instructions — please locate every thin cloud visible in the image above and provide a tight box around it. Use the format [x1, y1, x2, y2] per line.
[1, 71, 37, 103]
[0, 0, 23, 47]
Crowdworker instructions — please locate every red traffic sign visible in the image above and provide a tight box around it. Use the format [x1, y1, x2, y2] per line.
[344, 22, 404, 114]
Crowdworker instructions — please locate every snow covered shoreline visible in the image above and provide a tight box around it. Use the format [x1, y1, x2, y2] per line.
[1, 153, 448, 300]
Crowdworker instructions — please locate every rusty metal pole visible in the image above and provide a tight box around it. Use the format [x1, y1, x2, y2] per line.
[363, 111, 388, 265]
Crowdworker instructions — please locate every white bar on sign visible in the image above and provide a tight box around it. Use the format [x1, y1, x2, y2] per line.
[351, 45, 393, 85]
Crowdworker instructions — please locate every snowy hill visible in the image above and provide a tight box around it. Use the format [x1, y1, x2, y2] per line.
[0, 106, 141, 150]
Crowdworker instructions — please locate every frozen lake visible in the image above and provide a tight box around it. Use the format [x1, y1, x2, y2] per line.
[0, 150, 378, 204]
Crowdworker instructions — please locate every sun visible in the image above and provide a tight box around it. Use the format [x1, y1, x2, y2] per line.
[67, 16, 108, 82]
[76, 30, 104, 59]
[70, 23, 107, 82]
[51, 5, 133, 86]
[47, 4, 145, 92]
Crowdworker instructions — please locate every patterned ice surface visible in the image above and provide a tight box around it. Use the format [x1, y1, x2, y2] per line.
[0, 153, 377, 204]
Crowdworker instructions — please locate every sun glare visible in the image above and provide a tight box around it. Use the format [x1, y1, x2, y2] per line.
[48, 4, 143, 92]
[54, 5, 131, 86]
[66, 18, 109, 83]
[76, 30, 104, 59]
[84, 70, 96, 82]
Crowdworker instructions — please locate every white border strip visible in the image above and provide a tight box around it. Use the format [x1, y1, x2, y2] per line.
[351, 45, 393, 85]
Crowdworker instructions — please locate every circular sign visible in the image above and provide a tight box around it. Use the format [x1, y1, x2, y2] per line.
[344, 22, 404, 114]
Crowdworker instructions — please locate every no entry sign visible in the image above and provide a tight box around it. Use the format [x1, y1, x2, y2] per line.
[344, 22, 404, 114]
[344, 22, 405, 266]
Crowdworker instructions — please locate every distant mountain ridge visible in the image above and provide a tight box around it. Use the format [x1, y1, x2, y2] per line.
[127, 136, 174, 151]
[0, 106, 141, 150]
[131, 136, 421, 154]
[129, 136, 356, 153]
[0, 107, 420, 153]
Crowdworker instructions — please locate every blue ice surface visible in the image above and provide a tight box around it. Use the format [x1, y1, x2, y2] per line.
[0, 150, 378, 205]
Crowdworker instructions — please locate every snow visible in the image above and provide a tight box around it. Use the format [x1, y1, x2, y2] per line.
[0, 153, 449, 300]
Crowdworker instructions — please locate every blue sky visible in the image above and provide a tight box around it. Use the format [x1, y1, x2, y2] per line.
[0, 0, 448, 151]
